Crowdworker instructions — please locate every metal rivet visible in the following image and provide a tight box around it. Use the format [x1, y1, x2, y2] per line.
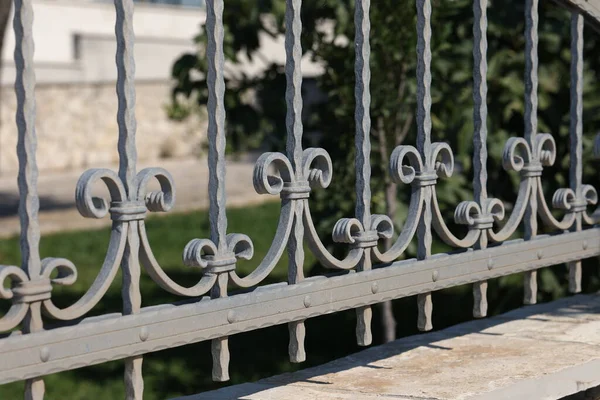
[371, 282, 379, 294]
[487, 258, 494, 270]
[432, 270, 439, 282]
[583, 241, 588, 250]
[139, 327, 149, 342]
[303, 295, 311, 308]
[537, 250, 543, 260]
[40, 347, 49, 363]
[227, 310, 236, 324]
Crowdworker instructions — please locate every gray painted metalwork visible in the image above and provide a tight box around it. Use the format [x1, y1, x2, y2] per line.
[13, 0, 45, 397]
[568, 12, 585, 294]
[416, 0, 434, 333]
[471, 0, 489, 318]
[285, 0, 306, 364]
[523, 0, 540, 306]
[115, 0, 144, 397]
[355, 0, 375, 346]
[1, 0, 600, 397]
[0, 228, 598, 385]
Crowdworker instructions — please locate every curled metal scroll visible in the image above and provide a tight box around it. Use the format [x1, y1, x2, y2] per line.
[485, 137, 536, 242]
[38, 170, 131, 320]
[0, 165, 186, 328]
[300, 148, 393, 270]
[301, 149, 363, 270]
[0, 168, 132, 327]
[385, 142, 482, 251]
[0, 265, 30, 331]
[136, 167, 226, 297]
[580, 185, 599, 225]
[135, 167, 224, 297]
[530, 134, 577, 231]
[2, 129, 597, 333]
[429, 142, 481, 249]
[371, 145, 425, 263]
[227, 151, 296, 288]
[229, 153, 298, 288]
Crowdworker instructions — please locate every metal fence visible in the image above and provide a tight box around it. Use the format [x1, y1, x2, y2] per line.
[1, 0, 600, 398]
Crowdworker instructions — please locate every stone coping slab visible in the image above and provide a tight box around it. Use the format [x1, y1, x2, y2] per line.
[175, 293, 600, 400]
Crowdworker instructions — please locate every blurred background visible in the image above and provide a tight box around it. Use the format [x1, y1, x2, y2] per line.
[0, 0, 599, 398]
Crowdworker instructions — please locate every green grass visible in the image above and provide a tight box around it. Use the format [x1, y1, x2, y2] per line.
[0, 201, 322, 399]
[0, 201, 598, 399]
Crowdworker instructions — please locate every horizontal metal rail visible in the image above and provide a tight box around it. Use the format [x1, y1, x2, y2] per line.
[0, 227, 598, 384]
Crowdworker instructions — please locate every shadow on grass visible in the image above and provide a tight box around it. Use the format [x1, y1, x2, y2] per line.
[0, 199, 598, 399]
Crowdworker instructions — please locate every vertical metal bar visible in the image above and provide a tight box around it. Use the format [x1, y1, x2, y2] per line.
[416, 0, 433, 332]
[568, 11, 584, 294]
[206, 0, 228, 252]
[523, 0, 539, 305]
[14, 0, 44, 398]
[355, 0, 373, 346]
[115, 0, 143, 398]
[206, 0, 230, 381]
[285, 0, 307, 363]
[210, 274, 229, 380]
[472, 0, 489, 318]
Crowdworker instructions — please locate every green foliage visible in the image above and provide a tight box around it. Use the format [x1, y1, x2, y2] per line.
[171, 1, 600, 295]
[0, 202, 317, 399]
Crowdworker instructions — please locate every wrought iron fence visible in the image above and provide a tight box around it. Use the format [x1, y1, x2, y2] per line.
[1, 0, 600, 398]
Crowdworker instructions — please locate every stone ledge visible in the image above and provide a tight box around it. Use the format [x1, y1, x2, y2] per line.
[175, 293, 600, 400]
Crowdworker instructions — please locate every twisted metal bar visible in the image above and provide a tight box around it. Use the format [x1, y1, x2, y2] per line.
[354, 0, 374, 346]
[114, 0, 144, 397]
[523, 0, 539, 306]
[14, 0, 44, 396]
[568, 12, 585, 293]
[472, 0, 488, 214]
[416, 0, 434, 332]
[205, 0, 234, 381]
[471, 0, 490, 318]
[284, 0, 307, 363]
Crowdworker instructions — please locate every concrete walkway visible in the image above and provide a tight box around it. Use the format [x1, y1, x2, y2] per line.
[178, 294, 600, 400]
[0, 157, 266, 238]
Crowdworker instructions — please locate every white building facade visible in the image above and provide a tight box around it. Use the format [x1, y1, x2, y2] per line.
[0, 0, 321, 174]
[0, 0, 205, 173]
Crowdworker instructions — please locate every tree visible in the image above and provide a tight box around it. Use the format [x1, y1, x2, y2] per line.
[171, 0, 600, 341]
[171, 0, 466, 342]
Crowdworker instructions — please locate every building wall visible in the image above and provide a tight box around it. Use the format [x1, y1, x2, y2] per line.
[0, 0, 206, 174]
[0, 81, 205, 172]
[0, 0, 322, 174]
[1, 0, 204, 85]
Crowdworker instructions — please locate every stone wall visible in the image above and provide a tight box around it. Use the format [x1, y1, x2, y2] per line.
[0, 81, 206, 174]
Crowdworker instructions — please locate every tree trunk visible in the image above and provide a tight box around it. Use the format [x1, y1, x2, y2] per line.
[375, 116, 398, 343]
[380, 179, 398, 343]
[374, 61, 412, 342]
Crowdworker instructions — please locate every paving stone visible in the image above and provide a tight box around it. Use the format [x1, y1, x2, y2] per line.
[175, 294, 600, 400]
